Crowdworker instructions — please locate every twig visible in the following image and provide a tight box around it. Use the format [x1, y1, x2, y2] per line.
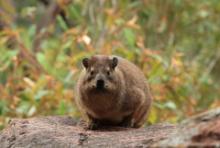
[17, 40, 46, 75]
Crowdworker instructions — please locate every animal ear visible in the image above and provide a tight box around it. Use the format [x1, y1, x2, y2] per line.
[111, 57, 118, 69]
[82, 58, 89, 69]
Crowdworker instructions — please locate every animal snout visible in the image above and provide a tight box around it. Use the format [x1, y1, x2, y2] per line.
[96, 79, 105, 89]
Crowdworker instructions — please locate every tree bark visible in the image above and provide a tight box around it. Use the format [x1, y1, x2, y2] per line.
[0, 108, 220, 147]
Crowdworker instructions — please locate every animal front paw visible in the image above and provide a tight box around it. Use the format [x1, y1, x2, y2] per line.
[86, 121, 100, 130]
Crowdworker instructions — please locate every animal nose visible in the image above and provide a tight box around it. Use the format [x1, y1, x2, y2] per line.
[96, 79, 104, 89]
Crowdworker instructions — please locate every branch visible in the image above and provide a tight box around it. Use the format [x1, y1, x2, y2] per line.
[33, 0, 73, 53]
[17, 40, 46, 75]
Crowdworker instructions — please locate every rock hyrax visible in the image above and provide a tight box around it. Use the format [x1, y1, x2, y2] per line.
[75, 55, 152, 129]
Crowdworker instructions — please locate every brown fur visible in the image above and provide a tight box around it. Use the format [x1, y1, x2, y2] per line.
[75, 55, 152, 129]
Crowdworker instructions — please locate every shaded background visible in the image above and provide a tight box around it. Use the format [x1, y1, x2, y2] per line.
[0, 0, 220, 129]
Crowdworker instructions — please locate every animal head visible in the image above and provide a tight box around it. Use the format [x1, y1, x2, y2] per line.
[81, 55, 119, 93]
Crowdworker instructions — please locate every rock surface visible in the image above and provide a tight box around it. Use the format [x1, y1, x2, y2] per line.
[0, 108, 220, 147]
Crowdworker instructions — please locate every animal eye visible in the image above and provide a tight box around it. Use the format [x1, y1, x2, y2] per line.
[107, 71, 110, 76]
[90, 71, 94, 75]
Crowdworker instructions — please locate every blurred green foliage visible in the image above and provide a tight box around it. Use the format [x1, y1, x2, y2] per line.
[0, 0, 220, 129]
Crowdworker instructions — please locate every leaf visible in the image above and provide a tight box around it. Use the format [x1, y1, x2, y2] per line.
[164, 101, 177, 110]
[16, 101, 31, 115]
[34, 90, 49, 101]
[57, 15, 68, 31]
[0, 100, 9, 115]
[123, 28, 136, 47]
